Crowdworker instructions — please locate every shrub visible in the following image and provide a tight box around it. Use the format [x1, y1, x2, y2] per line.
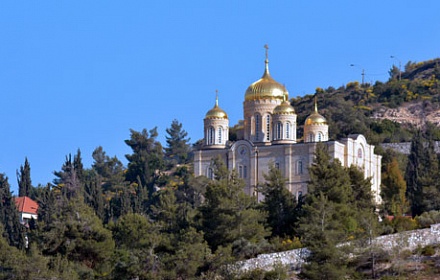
[422, 245, 436, 256]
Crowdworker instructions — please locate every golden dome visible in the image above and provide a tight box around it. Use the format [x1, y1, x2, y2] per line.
[244, 46, 288, 101]
[205, 95, 228, 119]
[305, 99, 327, 125]
[273, 100, 295, 115]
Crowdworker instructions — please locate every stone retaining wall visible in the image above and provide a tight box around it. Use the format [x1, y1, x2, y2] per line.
[236, 223, 440, 273]
[380, 142, 440, 154]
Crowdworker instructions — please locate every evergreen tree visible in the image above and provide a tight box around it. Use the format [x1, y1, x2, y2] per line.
[405, 131, 425, 216]
[405, 130, 440, 216]
[0, 174, 25, 249]
[125, 128, 165, 198]
[0, 224, 56, 279]
[17, 157, 32, 197]
[382, 158, 408, 216]
[37, 197, 115, 275]
[84, 179, 105, 220]
[150, 188, 179, 235]
[299, 144, 359, 279]
[53, 154, 81, 199]
[164, 119, 191, 168]
[111, 213, 162, 279]
[420, 137, 440, 212]
[73, 149, 85, 184]
[260, 163, 298, 237]
[91, 146, 125, 191]
[199, 158, 268, 252]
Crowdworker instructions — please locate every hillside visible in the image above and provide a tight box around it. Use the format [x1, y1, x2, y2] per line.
[290, 58, 440, 144]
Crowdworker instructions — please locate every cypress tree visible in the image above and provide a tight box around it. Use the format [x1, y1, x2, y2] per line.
[0, 174, 25, 249]
[17, 157, 32, 197]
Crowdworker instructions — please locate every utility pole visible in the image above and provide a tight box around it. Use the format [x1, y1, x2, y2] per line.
[350, 64, 365, 86]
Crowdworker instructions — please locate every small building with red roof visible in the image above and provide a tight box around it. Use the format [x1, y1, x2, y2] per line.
[14, 196, 38, 226]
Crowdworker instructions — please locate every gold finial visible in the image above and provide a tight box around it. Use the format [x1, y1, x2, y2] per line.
[314, 95, 318, 113]
[215, 90, 219, 107]
[264, 44, 269, 61]
[264, 44, 270, 75]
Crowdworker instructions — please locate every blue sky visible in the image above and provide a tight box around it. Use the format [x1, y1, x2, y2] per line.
[1, 1, 439, 193]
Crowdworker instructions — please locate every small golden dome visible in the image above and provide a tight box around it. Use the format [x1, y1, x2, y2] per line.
[273, 100, 295, 115]
[205, 95, 228, 119]
[305, 99, 327, 125]
[244, 46, 289, 101]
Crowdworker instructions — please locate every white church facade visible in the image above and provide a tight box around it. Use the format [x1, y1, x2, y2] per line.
[194, 49, 382, 204]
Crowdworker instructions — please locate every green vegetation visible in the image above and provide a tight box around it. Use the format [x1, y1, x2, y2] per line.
[2, 59, 440, 278]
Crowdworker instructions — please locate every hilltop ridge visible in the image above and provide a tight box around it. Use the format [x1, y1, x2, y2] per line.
[290, 57, 440, 144]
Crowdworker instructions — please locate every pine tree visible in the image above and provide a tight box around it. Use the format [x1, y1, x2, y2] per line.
[38, 197, 115, 274]
[164, 119, 191, 168]
[125, 128, 165, 198]
[91, 146, 125, 191]
[111, 213, 162, 279]
[260, 163, 298, 237]
[299, 144, 358, 279]
[199, 160, 268, 251]
[17, 157, 32, 197]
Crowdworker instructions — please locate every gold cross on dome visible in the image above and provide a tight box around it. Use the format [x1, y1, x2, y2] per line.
[264, 44, 269, 60]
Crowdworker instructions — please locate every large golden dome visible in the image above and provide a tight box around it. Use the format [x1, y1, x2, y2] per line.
[244, 52, 288, 101]
[305, 101, 327, 125]
[205, 96, 228, 119]
[273, 100, 295, 115]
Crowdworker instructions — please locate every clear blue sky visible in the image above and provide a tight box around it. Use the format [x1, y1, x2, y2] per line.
[1, 1, 439, 193]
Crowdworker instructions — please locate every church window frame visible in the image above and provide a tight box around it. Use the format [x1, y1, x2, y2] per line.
[255, 114, 260, 141]
[208, 126, 215, 145]
[276, 122, 283, 140]
[358, 148, 363, 159]
[238, 165, 247, 179]
[218, 126, 223, 144]
[266, 114, 271, 141]
[286, 122, 291, 139]
[297, 160, 304, 175]
[318, 132, 322, 142]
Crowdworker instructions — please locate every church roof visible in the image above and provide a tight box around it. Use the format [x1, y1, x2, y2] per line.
[305, 98, 327, 125]
[244, 45, 289, 102]
[273, 99, 295, 115]
[205, 94, 228, 119]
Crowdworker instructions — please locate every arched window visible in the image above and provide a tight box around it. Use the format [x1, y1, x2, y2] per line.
[318, 132, 322, 142]
[358, 148, 363, 159]
[297, 160, 303, 175]
[286, 122, 291, 139]
[276, 122, 282, 139]
[255, 114, 260, 141]
[266, 115, 271, 141]
[218, 127, 223, 144]
[208, 127, 215, 145]
[308, 133, 314, 142]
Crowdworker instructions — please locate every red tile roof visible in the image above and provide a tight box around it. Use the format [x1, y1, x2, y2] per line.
[14, 196, 39, 215]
